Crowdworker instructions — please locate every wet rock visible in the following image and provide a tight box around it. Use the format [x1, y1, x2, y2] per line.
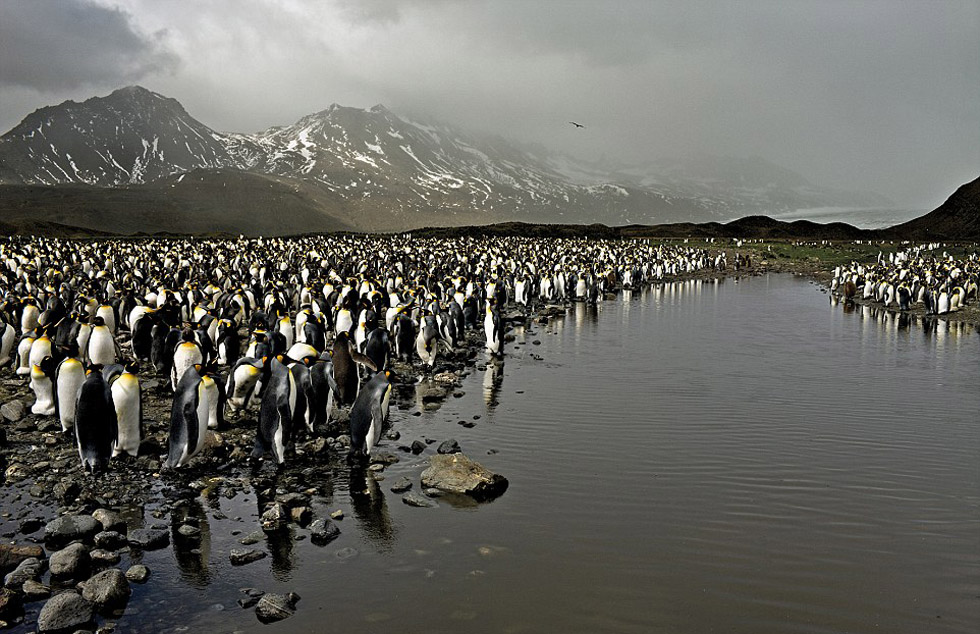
[402, 493, 438, 508]
[22, 578, 50, 601]
[91, 510, 126, 534]
[437, 439, 461, 454]
[329, 510, 344, 520]
[4, 557, 44, 590]
[239, 531, 264, 546]
[44, 515, 101, 548]
[254, 592, 300, 623]
[127, 528, 169, 550]
[420, 454, 509, 501]
[49, 543, 90, 578]
[37, 591, 94, 633]
[80, 568, 131, 608]
[261, 503, 289, 533]
[276, 492, 310, 509]
[410, 440, 426, 455]
[290, 506, 313, 526]
[124, 565, 149, 583]
[52, 480, 82, 506]
[89, 549, 121, 567]
[93, 531, 127, 551]
[369, 451, 399, 465]
[389, 477, 413, 493]
[177, 524, 201, 538]
[230, 549, 267, 566]
[306, 519, 338, 546]
[0, 544, 45, 576]
[0, 588, 22, 622]
[18, 517, 43, 535]
[0, 401, 25, 422]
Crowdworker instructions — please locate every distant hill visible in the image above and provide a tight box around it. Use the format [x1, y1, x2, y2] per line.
[0, 86, 890, 232]
[889, 175, 980, 240]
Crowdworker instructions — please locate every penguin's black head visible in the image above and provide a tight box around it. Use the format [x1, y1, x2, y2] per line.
[92, 316, 105, 327]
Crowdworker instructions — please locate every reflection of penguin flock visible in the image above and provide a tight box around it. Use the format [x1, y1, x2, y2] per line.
[1, 235, 719, 474]
[831, 245, 979, 315]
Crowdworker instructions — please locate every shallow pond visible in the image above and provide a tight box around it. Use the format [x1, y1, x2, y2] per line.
[9, 274, 980, 633]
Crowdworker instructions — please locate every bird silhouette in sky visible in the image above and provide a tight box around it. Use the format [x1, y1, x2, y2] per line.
[568, 121, 585, 128]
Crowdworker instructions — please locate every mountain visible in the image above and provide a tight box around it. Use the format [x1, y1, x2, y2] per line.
[888, 175, 980, 240]
[0, 86, 891, 233]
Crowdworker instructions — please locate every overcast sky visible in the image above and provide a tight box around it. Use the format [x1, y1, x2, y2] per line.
[1, 0, 977, 210]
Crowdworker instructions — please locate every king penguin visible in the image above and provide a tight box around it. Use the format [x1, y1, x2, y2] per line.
[54, 346, 86, 432]
[104, 363, 142, 457]
[348, 370, 392, 462]
[75, 368, 117, 473]
[253, 357, 298, 465]
[164, 364, 210, 469]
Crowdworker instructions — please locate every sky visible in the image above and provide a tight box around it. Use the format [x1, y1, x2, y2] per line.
[1, 0, 978, 211]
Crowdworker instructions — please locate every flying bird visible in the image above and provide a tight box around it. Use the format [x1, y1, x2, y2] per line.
[568, 121, 585, 128]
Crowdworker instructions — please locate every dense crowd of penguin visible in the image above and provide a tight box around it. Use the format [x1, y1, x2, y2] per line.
[830, 245, 979, 314]
[0, 235, 723, 475]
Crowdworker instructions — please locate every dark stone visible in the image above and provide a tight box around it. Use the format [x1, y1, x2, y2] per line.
[276, 492, 310, 509]
[22, 578, 50, 601]
[309, 519, 340, 546]
[389, 477, 413, 493]
[93, 531, 127, 551]
[402, 493, 438, 508]
[0, 401, 25, 422]
[0, 544, 45, 576]
[80, 568, 131, 608]
[254, 592, 300, 623]
[177, 524, 201, 538]
[18, 517, 43, 535]
[437, 439, 461, 454]
[3, 557, 44, 590]
[239, 531, 264, 546]
[49, 543, 90, 578]
[238, 595, 260, 609]
[410, 440, 426, 454]
[0, 588, 23, 622]
[89, 549, 121, 567]
[230, 549, 267, 566]
[127, 528, 169, 550]
[124, 565, 150, 583]
[37, 591, 94, 633]
[261, 503, 289, 533]
[44, 515, 101, 548]
[91, 510, 126, 534]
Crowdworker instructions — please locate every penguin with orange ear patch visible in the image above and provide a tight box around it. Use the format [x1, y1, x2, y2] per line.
[164, 364, 210, 469]
[253, 356, 298, 465]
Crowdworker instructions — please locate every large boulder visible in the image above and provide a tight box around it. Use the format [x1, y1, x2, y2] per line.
[43, 516, 101, 548]
[420, 454, 508, 500]
[127, 528, 170, 550]
[37, 591, 94, 633]
[48, 543, 90, 579]
[4, 557, 44, 590]
[79, 568, 131, 608]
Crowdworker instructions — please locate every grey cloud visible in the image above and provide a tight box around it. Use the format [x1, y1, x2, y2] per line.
[0, 0, 178, 91]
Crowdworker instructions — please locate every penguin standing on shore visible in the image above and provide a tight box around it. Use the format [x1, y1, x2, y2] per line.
[104, 363, 142, 457]
[484, 301, 503, 358]
[164, 365, 210, 469]
[29, 356, 58, 416]
[171, 329, 204, 390]
[253, 357, 298, 465]
[75, 368, 117, 473]
[0, 320, 16, 367]
[348, 370, 392, 462]
[86, 316, 117, 367]
[225, 356, 265, 417]
[331, 332, 359, 406]
[54, 347, 86, 432]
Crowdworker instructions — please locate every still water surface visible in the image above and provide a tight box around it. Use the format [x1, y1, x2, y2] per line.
[103, 275, 980, 633]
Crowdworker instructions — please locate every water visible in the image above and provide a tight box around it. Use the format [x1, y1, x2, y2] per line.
[16, 274, 980, 633]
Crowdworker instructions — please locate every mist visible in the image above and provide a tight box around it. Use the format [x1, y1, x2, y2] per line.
[1, 0, 977, 210]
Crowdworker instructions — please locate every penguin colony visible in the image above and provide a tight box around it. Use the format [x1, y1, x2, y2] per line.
[830, 245, 979, 315]
[0, 234, 727, 473]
